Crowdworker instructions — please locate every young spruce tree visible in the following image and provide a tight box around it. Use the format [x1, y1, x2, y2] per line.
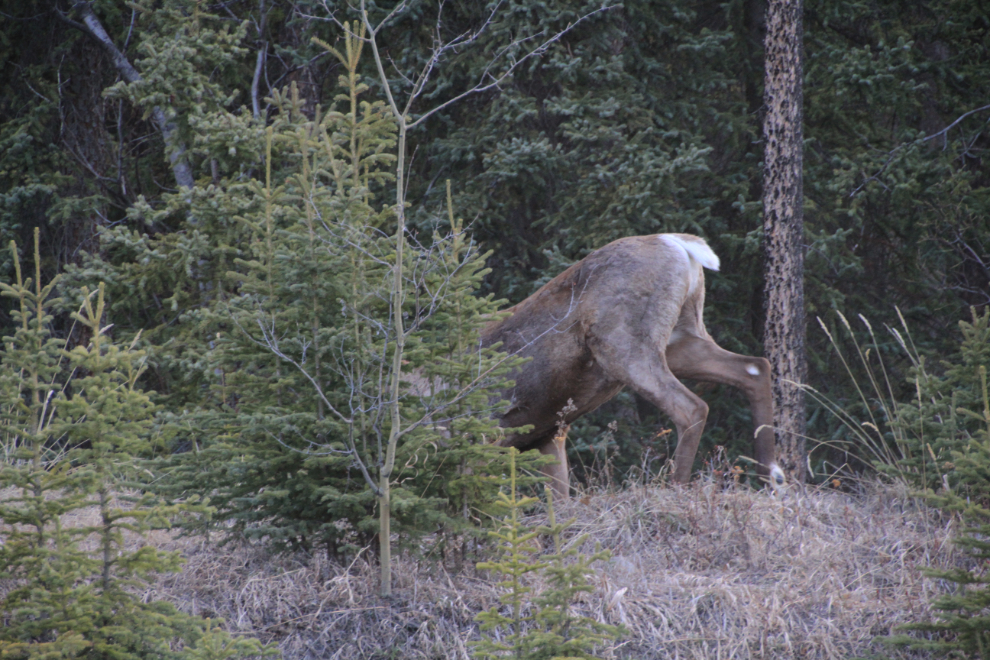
[0, 232, 266, 660]
[865, 308, 990, 491]
[153, 28, 540, 592]
[887, 365, 990, 657]
[473, 449, 621, 660]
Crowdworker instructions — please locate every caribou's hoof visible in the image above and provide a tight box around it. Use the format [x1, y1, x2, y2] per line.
[770, 464, 786, 489]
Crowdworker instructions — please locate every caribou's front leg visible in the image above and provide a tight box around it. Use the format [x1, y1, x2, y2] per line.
[497, 427, 572, 498]
[537, 424, 570, 499]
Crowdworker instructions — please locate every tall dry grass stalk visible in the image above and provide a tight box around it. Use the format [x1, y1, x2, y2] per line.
[801, 309, 935, 483]
[29, 479, 958, 660]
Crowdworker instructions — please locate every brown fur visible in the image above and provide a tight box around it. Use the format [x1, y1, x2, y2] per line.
[482, 234, 781, 495]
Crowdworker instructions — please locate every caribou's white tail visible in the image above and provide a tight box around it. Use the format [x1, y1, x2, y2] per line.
[661, 234, 720, 271]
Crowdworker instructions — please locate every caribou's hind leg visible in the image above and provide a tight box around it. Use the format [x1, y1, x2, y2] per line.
[588, 333, 710, 484]
[666, 335, 784, 487]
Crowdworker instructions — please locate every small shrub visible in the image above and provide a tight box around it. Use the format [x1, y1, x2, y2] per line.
[472, 448, 622, 660]
[0, 233, 270, 660]
[805, 308, 990, 490]
[885, 365, 990, 658]
[815, 307, 990, 656]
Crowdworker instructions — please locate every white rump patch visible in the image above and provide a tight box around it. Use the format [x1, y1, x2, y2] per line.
[746, 364, 760, 376]
[660, 234, 720, 272]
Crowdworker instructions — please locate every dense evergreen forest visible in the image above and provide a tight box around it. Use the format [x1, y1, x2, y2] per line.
[5, 2, 990, 657]
[1, 0, 989, 537]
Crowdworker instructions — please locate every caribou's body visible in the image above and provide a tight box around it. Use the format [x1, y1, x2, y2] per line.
[481, 234, 784, 494]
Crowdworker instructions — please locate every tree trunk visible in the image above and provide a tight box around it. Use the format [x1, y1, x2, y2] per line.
[762, 0, 807, 482]
[69, 1, 195, 190]
[60, 36, 112, 258]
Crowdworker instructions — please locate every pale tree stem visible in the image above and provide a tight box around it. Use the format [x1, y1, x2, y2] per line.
[362, 6, 407, 598]
[251, 0, 268, 119]
[377, 122, 405, 599]
[251, 46, 267, 119]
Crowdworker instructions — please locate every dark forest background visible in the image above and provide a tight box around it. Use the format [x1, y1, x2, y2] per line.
[1, 0, 988, 487]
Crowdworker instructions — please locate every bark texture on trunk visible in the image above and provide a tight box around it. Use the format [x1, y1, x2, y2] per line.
[762, 0, 807, 482]
[61, 36, 112, 257]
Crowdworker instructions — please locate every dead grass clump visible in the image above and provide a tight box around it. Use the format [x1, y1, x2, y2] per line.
[550, 479, 959, 659]
[132, 479, 960, 660]
[2, 480, 964, 659]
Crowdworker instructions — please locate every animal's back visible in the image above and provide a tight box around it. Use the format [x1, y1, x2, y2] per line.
[482, 234, 716, 351]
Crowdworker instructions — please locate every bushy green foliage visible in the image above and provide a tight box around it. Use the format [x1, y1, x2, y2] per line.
[144, 38, 541, 558]
[878, 309, 990, 491]
[0, 233, 268, 660]
[885, 366, 990, 657]
[104, 0, 250, 169]
[473, 449, 622, 660]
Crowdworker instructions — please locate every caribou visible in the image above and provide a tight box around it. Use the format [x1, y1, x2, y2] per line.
[481, 233, 785, 496]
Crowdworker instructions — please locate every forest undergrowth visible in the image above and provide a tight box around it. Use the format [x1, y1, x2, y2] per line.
[14, 476, 964, 660]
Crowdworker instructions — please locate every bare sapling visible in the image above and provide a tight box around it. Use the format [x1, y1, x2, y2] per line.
[308, 0, 615, 597]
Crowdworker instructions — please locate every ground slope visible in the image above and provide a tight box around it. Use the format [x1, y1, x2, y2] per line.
[136, 479, 961, 660]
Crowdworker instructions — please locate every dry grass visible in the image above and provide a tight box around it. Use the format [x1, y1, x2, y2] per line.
[131, 478, 961, 660]
[1, 478, 967, 659]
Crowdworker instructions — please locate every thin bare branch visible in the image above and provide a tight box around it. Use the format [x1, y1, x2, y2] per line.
[229, 311, 383, 496]
[850, 103, 990, 197]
